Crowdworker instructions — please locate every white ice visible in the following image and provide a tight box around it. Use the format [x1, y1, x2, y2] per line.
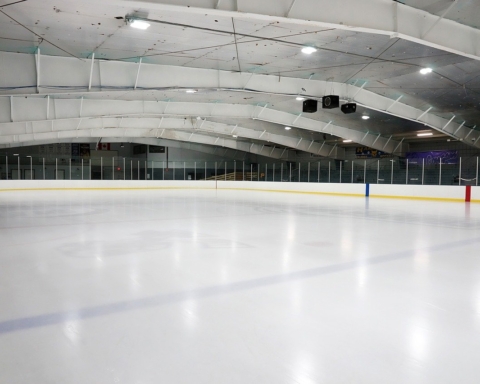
[1, 189, 480, 383]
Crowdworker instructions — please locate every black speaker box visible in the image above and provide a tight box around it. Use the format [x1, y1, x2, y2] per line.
[302, 99, 318, 113]
[322, 95, 340, 109]
[341, 103, 357, 114]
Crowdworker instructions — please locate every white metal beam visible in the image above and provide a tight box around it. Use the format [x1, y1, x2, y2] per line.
[0, 117, 341, 158]
[0, 96, 404, 154]
[0, 53, 471, 148]
[126, 0, 480, 61]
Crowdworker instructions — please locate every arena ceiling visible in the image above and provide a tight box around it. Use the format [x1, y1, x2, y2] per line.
[0, 0, 479, 159]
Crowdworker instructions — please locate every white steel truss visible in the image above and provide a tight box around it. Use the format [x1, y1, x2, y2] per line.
[5, 51, 479, 150]
[127, 0, 480, 61]
[0, 117, 345, 159]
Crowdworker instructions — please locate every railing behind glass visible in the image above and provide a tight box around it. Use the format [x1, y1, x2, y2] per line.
[2, 155, 478, 186]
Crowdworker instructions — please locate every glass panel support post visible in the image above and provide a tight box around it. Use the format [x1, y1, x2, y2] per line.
[391, 159, 394, 184]
[339, 161, 342, 183]
[328, 162, 331, 183]
[101, 157, 103, 180]
[351, 161, 354, 183]
[81, 159, 83, 180]
[459, 157, 462, 186]
[439, 158, 442, 185]
[422, 158, 425, 185]
[377, 160, 379, 184]
[477, 157, 479, 186]
[406, 159, 409, 184]
[364, 160, 366, 184]
[55, 158, 58, 180]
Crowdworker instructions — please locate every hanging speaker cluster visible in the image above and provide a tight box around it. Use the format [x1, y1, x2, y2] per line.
[302, 99, 318, 113]
[322, 95, 339, 109]
[341, 103, 357, 114]
[301, 96, 356, 114]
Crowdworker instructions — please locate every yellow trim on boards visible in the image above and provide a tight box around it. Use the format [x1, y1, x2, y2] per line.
[218, 187, 365, 198]
[369, 194, 464, 202]
[0, 185, 478, 203]
[0, 187, 215, 192]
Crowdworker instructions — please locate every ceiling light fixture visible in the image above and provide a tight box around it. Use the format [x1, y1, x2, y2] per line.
[419, 67, 432, 75]
[362, 115, 370, 120]
[301, 46, 317, 55]
[285, 127, 291, 130]
[233, 135, 238, 138]
[128, 19, 150, 30]
[296, 96, 306, 101]
[417, 132, 433, 137]
[186, 89, 197, 93]
[343, 140, 353, 143]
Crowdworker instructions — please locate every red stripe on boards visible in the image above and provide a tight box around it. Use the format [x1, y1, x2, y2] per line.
[466, 186, 472, 202]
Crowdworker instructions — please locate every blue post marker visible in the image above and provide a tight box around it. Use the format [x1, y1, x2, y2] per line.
[366, 183, 370, 197]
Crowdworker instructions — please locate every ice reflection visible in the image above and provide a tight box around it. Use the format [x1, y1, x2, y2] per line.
[410, 323, 428, 362]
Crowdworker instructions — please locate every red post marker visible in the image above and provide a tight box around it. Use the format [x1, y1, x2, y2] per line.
[466, 186, 472, 202]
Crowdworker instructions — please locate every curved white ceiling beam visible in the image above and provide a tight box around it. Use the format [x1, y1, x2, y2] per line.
[0, 52, 473, 148]
[0, 95, 403, 154]
[128, 0, 480, 61]
[0, 117, 345, 159]
[0, 137, 259, 161]
[0, 127, 289, 159]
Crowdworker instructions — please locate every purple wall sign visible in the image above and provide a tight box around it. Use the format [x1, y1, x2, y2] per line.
[405, 150, 458, 165]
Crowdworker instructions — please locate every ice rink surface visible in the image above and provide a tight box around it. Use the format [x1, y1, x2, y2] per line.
[1, 189, 480, 383]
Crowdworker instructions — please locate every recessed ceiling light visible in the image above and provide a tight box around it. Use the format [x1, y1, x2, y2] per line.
[417, 132, 433, 137]
[296, 96, 306, 101]
[362, 115, 370, 120]
[233, 135, 238, 138]
[186, 89, 197, 93]
[343, 140, 353, 143]
[301, 46, 317, 54]
[129, 19, 150, 30]
[419, 67, 432, 75]
[285, 127, 291, 130]
[13, 154, 19, 156]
